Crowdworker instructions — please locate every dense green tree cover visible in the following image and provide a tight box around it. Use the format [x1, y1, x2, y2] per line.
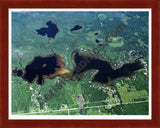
[12, 81, 32, 113]
[81, 84, 108, 102]
[134, 71, 148, 92]
[105, 102, 148, 115]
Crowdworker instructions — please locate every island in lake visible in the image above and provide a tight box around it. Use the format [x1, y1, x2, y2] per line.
[13, 50, 144, 85]
[13, 54, 69, 85]
[69, 50, 144, 85]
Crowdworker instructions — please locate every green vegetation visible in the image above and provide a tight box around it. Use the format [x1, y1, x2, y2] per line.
[117, 86, 148, 103]
[11, 11, 149, 116]
[98, 13, 107, 20]
[12, 78, 32, 113]
[122, 102, 148, 115]
[109, 37, 124, 47]
[134, 71, 149, 92]
[82, 85, 108, 102]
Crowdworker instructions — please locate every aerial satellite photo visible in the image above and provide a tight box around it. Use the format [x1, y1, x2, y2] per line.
[10, 9, 150, 118]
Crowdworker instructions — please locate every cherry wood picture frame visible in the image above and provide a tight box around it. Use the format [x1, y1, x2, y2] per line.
[0, 0, 160, 128]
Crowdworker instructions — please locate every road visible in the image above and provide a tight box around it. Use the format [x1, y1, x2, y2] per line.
[20, 100, 148, 115]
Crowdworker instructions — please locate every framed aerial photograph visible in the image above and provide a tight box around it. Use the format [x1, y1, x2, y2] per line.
[9, 8, 151, 119]
[0, 0, 160, 128]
